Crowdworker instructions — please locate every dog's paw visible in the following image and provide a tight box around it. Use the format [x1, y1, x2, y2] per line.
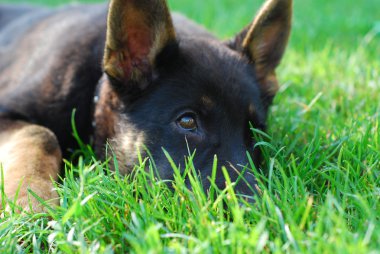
[2, 179, 59, 214]
[9, 193, 58, 214]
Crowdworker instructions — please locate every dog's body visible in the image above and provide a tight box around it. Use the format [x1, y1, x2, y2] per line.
[0, 0, 292, 211]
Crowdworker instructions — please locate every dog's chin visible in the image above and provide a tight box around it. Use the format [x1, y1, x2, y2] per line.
[106, 120, 148, 175]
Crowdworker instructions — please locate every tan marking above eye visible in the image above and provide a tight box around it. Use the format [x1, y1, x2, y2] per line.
[201, 95, 215, 109]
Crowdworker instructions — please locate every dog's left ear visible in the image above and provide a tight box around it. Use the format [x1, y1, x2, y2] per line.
[228, 0, 292, 102]
[103, 0, 176, 90]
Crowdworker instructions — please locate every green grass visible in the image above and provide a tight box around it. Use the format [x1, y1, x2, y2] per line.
[1, 0, 380, 253]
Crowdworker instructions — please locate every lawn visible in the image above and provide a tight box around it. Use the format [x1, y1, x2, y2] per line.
[0, 0, 379, 253]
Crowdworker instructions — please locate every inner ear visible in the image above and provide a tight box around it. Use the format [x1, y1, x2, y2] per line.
[228, 0, 292, 98]
[103, 0, 176, 90]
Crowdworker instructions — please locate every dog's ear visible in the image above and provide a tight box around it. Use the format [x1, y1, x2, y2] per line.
[103, 0, 176, 90]
[228, 0, 292, 101]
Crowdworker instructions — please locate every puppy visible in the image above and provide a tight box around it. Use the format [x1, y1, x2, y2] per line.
[0, 0, 292, 211]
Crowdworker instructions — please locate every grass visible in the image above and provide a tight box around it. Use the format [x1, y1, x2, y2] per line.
[1, 0, 379, 253]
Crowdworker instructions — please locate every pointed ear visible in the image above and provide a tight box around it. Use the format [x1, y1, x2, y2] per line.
[103, 0, 176, 89]
[228, 0, 292, 99]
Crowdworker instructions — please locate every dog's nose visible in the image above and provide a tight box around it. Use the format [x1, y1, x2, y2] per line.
[220, 160, 257, 198]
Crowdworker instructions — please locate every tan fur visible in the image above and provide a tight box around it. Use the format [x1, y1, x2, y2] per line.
[0, 121, 61, 212]
[94, 78, 120, 155]
[248, 103, 256, 116]
[109, 120, 147, 174]
[201, 95, 215, 110]
[93, 79, 147, 173]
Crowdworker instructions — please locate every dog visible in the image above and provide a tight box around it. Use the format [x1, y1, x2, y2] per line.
[0, 0, 292, 212]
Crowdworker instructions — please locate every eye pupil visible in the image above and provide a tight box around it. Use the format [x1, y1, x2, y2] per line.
[178, 115, 197, 131]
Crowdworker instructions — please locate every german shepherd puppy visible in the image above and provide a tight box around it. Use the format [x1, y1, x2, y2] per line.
[0, 0, 292, 212]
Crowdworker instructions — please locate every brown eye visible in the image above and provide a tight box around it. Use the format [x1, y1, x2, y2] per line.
[177, 114, 197, 131]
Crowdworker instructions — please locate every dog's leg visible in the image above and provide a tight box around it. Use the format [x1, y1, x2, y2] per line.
[0, 119, 61, 212]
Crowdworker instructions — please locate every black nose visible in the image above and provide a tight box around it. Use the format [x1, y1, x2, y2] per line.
[202, 159, 256, 206]
[224, 161, 257, 198]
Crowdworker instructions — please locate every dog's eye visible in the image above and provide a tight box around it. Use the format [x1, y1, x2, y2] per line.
[176, 114, 197, 131]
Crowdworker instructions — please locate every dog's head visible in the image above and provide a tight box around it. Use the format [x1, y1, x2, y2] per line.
[95, 0, 292, 196]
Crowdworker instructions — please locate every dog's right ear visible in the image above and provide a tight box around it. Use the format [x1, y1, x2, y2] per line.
[228, 0, 292, 103]
[103, 0, 176, 91]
